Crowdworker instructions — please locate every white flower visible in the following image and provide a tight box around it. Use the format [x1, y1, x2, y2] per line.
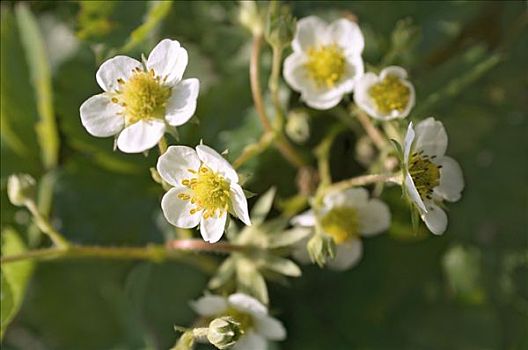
[292, 188, 391, 270]
[283, 16, 364, 110]
[157, 144, 251, 243]
[354, 66, 415, 121]
[80, 39, 199, 153]
[191, 293, 286, 350]
[403, 117, 464, 235]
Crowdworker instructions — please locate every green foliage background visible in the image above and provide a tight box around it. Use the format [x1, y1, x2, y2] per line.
[1, 1, 527, 349]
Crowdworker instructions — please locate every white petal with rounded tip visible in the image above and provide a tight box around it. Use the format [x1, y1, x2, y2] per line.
[190, 295, 228, 316]
[230, 183, 251, 226]
[380, 66, 408, 80]
[116, 119, 165, 153]
[196, 144, 238, 183]
[165, 78, 200, 126]
[303, 93, 342, 110]
[414, 117, 448, 157]
[292, 16, 328, 52]
[397, 80, 415, 119]
[80, 94, 124, 137]
[146, 39, 188, 86]
[254, 315, 286, 340]
[161, 188, 202, 228]
[324, 187, 369, 209]
[434, 156, 464, 202]
[403, 122, 415, 164]
[200, 213, 227, 243]
[354, 72, 380, 118]
[327, 18, 364, 54]
[358, 199, 391, 236]
[292, 236, 312, 264]
[156, 145, 200, 187]
[405, 173, 427, 213]
[283, 53, 307, 92]
[422, 203, 448, 235]
[327, 238, 363, 271]
[233, 331, 267, 350]
[291, 210, 316, 227]
[96, 56, 142, 92]
[228, 293, 267, 316]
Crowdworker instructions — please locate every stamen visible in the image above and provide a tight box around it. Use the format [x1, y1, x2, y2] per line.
[320, 206, 358, 244]
[305, 44, 346, 88]
[368, 74, 411, 115]
[409, 152, 440, 201]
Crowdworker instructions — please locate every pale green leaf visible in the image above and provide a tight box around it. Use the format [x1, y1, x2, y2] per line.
[267, 227, 311, 249]
[236, 260, 268, 305]
[250, 187, 276, 225]
[261, 255, 301, 277]
[208, 257, 236, 290]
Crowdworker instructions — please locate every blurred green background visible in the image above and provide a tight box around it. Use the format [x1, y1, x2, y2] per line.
[1, 1, 527, 349]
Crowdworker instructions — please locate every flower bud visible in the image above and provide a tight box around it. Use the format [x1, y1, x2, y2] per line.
[239, 1, 263, 36]
[7, 174, 36, 207]
[307, 233, 335, 267]
[207, 316, 243, 349]
[286, 109, 310, 144]
[265, 3, 296, 49]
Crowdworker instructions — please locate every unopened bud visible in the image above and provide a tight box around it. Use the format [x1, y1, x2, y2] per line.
[7, 174, 36, 207]
[239, 1, 263, 36]
[286, 109, 310, 144]
[265, 3, 296, 49]
[307, 233, 335, 267]
[207, 316, 243, 349]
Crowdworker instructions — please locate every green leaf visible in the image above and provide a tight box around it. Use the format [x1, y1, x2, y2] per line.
[389, 138, 405, 164]
[250, 187, 276, 225]
[236, 259, 268, 305]
[208, 257, 236, 290]
[15, 3, 60, 170]
[261, 255, 301, 277]
[267, 227, 311, 248]
[1, 228, 35, 338]
[119, 1, 173, 53]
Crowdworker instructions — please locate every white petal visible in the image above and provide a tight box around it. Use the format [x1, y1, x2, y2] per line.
[327, 238, 363, 271]
[414, 117, 448, 157]
[233, 331, 267, 350]
[156, 145, 200, 187]
[196, 144, 238, 183]
[79, 94, 124, 137]
[116, 119, 165, 153]
[200, 213, 227, 243]
[397, 81, 415, 119]
[405, 173, 427, 213]
[291, 210, 316, 227]
[434, 156, 464, 202]
[165, 78, 200, 126]
[283, 52, 307, 92]
[230, 183, 251, 226]
[422, 203, 448, 235]
[96, 56, 142, 92]
[340, 53, 364, 93]
[292, 16, 328, 52]
[403, 122, 415, 164]
[228, 293, 267, 316]
[327, 18, 364, 54]
[358, 199, 391, 236]
[254, 315, 286, 340]
[324, 187, 368, 208]
[146, 39, 188, 85]
[380, 66, 408, 80]
[190, 295, 228, 316]
[303, 93, 342, 110]
[161, 188, 202, 228]
[353, 72, 382, 119]
[292, 236, 312, 265]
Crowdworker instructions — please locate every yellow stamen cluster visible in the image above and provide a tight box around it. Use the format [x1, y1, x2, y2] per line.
[409, 150, 441, 201]
[368, 74, 410, 115]
[320, 206, 358, 244]
[305, 44, 346, 88]
[224, 308, 253, 333]
[113, 68, 171, 125]
[178, 166, 231, 219]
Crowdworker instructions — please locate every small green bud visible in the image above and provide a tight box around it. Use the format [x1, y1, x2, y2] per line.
[7, 174, 36, 207]
[265, 3, 296, 49]
[307, 233, 336, 267]
[286, 109, 310, 144]
[239, 1, 263, 36]
[207, 316, 243, 349]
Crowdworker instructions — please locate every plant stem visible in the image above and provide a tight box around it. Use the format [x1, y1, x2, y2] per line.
[354, 109, 387, 150]
[158, 135, 168, 154]
[25, 200, 69, 248]
[324, 173, 401, 195]
[269, 45, 285, 126]
[249, 35, 306, 169]
[232, 132, 275, 169]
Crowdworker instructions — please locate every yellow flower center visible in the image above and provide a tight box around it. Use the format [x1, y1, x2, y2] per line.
[320, 206, 358, 244]
[408, 151, 441, 201]
[113, 68, 171, 125]
[368, 74, 410, 115]
[305, 44, 346, 88]
[178, 166, 231, 219]
[224, 308, 253, 333]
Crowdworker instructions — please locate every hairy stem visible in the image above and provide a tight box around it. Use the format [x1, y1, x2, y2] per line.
[25, 200, 69, 248]
[324, 173, 401, 195]
[354, 109, 387, 150]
